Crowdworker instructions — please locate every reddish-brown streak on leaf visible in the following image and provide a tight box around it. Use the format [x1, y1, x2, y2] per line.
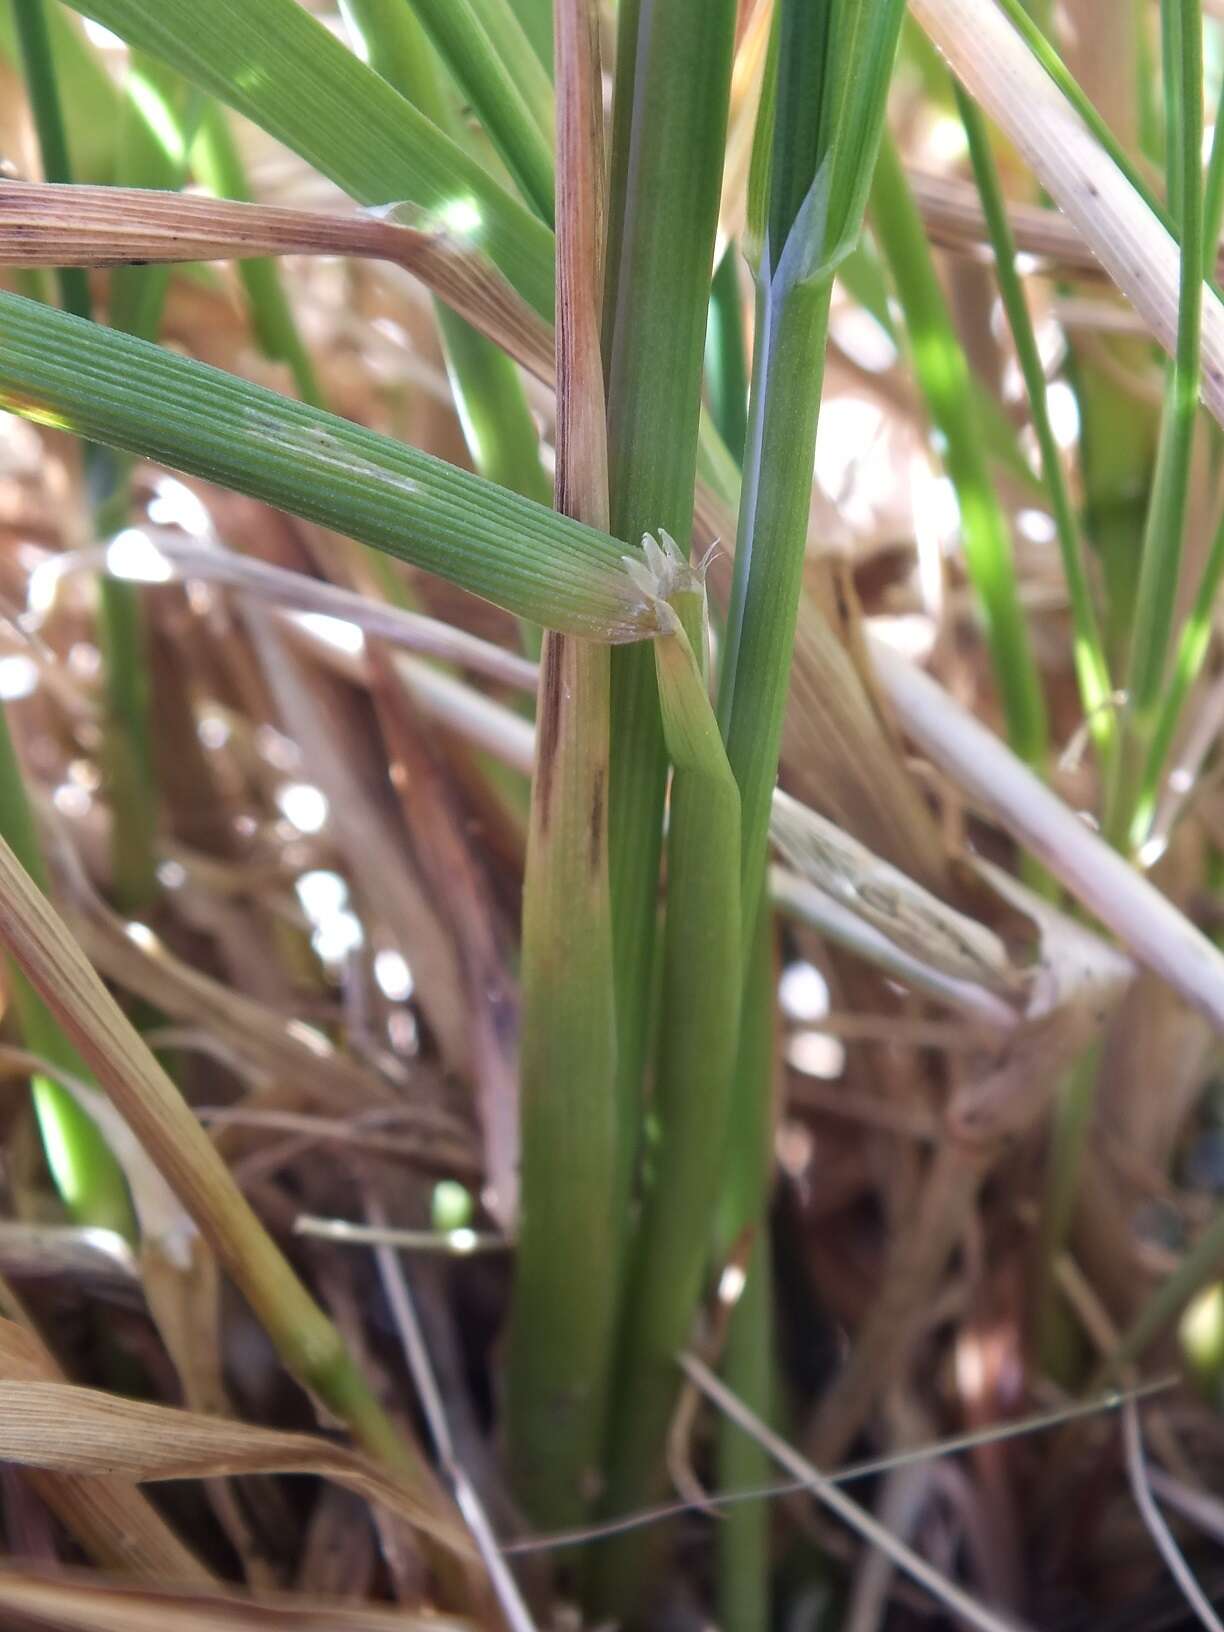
[534, 635, 566, 832]
[588, 765, 606, 875]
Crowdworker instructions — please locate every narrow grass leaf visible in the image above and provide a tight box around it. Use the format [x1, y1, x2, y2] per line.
[870, 129, 1047, 766]
[55, 0, 554, 318]
[0, 292, 648, 640]
[402, 0, 554, 222]
[954, 81, 1114, 766]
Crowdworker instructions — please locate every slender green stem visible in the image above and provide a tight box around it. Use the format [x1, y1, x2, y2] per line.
[402, 0, 554, 222]
[706, 244, 750, 466]
[994, 0, 1175, 239]
[1033, 1045, 1100, 1375]
[9, 0, 137, 1232]
[716, 903, 777, 1632]
[94, 53, 199, 912]
[1128, 19, 1224, 846]
[601, 0, 737, 1206]
[1103, 1202, 1224, 1380]
[720, 276, 832, 922]
[870, 131, 1047, 768]
[1110, 0, 1204, 847]
[463, 0, 553, 135]
[0, 709, 134, 1239]
[1204, 68, 1224, 270]
[1133, 506, 1224, 842]
[435, 308, 552, 507]
[955, 82, 1113, 770]
[11, 0, 91, 317]
[191, 103, 323, 408]
[590, 555, 742, 1617]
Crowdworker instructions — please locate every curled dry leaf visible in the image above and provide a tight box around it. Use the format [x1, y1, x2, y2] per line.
[0, 1566, 470, 1632]
[0, 1306, 212, 1584]
[0, 1361, 475, 1563]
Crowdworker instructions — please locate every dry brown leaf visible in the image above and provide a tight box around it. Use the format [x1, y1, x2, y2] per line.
[0, 1302, 211, 1584]
[0, 1360, 474, 1562]
[0, 181, 551, 384]
[0, 1566, 469, 1631]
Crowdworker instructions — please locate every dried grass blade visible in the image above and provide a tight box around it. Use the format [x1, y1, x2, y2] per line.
[870, 637, 1224, 1033]
[0, 830, 459, 1540]
[0, 181, 554, 381]
[0, 1296, 212, 1584]
[910, 0, 1224, 432]
[0, 1567, 468, 1631]
[0, 1361, 474, 1561]
[682, 1353, 1031, 1632]
[40, 538, 540, 691]
[770, 790, 1022, 999]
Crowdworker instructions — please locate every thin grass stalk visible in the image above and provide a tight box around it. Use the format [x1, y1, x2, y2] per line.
[1129, 62, 1224, 844]
[719, 0, 908, 927]
[1134, 507, 1224, 842]
[1110, 0, 1205, 848]
[994, 0, 1173, 232]
[1033, 1043, 1101, 1371]
[716, 903, 778, 1632]
[94, 53, 200, 912]
[706, 243, 750, 465]
[9, 0, 136, 1233]
[462, 0, 554, 137]
[600, 0, 737, 1226]
[705, 241, 772, 1629]
[589, 544, 742, 1616]
[506, 0, 620, 1529]
[0, 0, 121, 183]
[870, 129, 1047, 767]
[190, 104, 323, 408]
[954, 81, 1114, 769]
[0, 711, 134, 1239]
[11, 0, 90, 319]
[1102, 1202, 1224, 1380]
[401, 0, 554, 222]
[14, 2, 155, 911]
